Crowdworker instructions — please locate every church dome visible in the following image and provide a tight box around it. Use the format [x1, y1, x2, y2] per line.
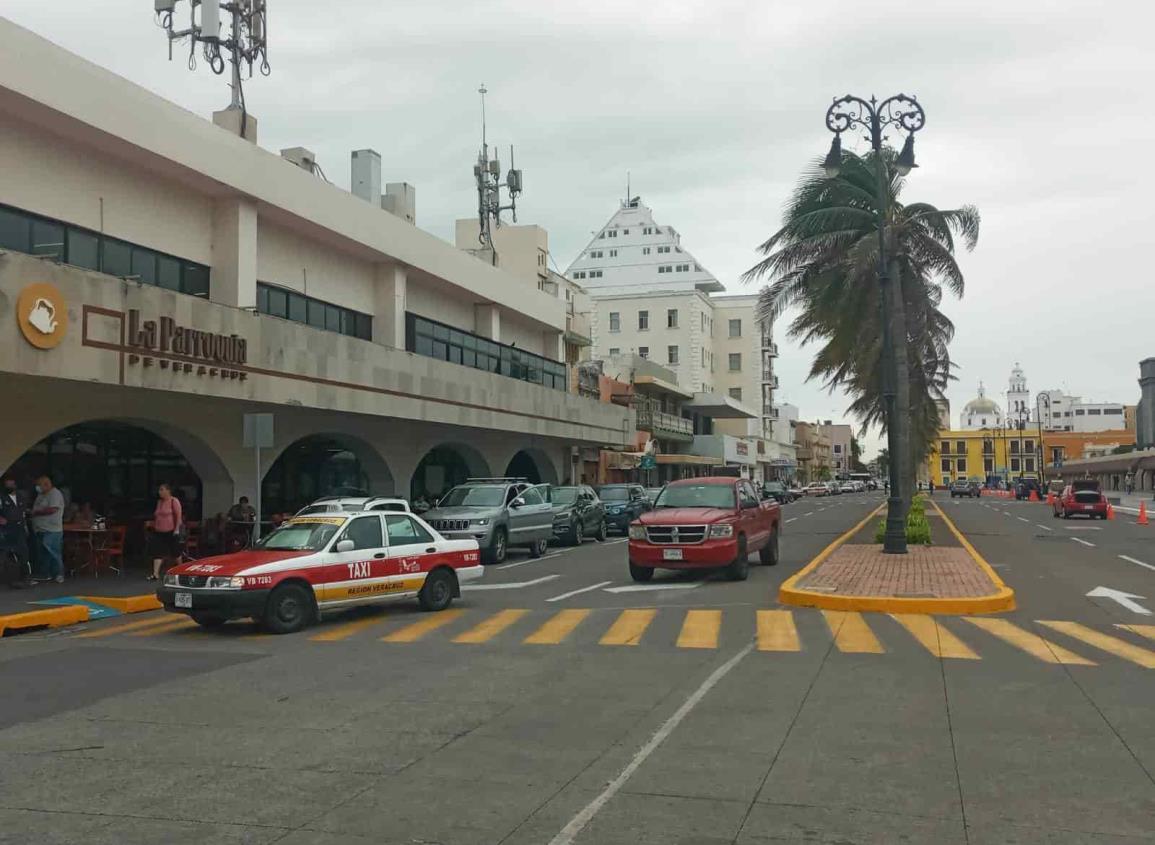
[964, 396, 1001, 415]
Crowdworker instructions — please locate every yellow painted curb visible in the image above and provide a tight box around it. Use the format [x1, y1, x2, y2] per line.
[778, 499, 1016, 616]
[0, 605, 89, 637]
[75, 595, 163, 614]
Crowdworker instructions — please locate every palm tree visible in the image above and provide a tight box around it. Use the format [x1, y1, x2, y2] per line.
[743, 148, 978, 525]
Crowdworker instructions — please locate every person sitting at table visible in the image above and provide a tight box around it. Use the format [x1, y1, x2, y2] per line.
[227, 496, 257, 523]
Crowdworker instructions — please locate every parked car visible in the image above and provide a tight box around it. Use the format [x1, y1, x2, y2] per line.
[1015, 479, 1042, 501]
[827, 481, 842, 496]
[788, 484, 805, 500]
[550, 484, 607, 545]
[422, 478, 553, 563]
[157, 511, 482, 633]
[627, 477, 781, 582]
[597, 483, 651, 534]
[295, 496, 411, 516]
[803, 482, 829, 497]
[1053, 479, 1108, 519]
[761, 480, 791, 504]
[950, 479, 978, 498]
[839, 482, 856, 494]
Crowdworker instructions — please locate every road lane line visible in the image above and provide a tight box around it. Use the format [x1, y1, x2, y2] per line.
[1038, 621, 1155, 669]
[604, 583, 700, 593]
[497, 552, 564, 570]
[1036, 524, 1053, 531]
[524, 609, 591, 645]
[1017, 517, 1029, 523]
[963, 618, 1095, 666]
[127, 617, 197, 637]
[547, 642, 754, 845]
[785, 517, 798, 524]
[890, 614, 979, 660]
[821, 610, 885, 654]
[1119, 555, 1155, 573]
[599, 609, 657, 646]
[676, 610, 721, 649]
[463, 574, 562, 591]
[546, 581, 612, 602]
[756, 610, 800, 652]
[310, 612, 391, 642]
[804, 511, 814, 517]
[75, 613, 173, 638]
[381, 609, 464, 642]
[452, 609, 529, 644]
[1071, 538, 1096, 548]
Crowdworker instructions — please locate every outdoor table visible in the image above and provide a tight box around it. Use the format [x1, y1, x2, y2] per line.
[63, 525, 110, 576]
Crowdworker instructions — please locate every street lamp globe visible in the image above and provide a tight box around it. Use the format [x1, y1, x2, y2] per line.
[894, 134, 918, 176]
[822, 134, 842, 178]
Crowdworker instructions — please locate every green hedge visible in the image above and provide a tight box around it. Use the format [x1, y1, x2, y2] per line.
[874, 497, 932, 545]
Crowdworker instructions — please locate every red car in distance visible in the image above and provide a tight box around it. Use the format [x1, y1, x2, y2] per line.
[627, 476, 781, 582]
[1053, 479, 1109, 519]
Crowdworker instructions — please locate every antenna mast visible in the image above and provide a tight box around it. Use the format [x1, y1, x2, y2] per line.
[473, 84, 524, 264]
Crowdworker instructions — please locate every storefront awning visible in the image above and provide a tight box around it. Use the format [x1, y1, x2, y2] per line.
[633, 375, 694, 400]
[656, 453, 717, 466]
[684, 393, 757, 419]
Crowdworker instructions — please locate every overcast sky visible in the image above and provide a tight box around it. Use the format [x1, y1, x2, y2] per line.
[6, 1, 1153, 456]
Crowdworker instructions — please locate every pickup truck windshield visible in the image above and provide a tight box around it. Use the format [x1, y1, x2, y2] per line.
[655, 485, 736, 509]
[439, 486, 505, 507]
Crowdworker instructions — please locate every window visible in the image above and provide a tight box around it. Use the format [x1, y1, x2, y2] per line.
[658, 265, 668, 274]
[638, 310, 649, 330]
[642, 227, 653, 235]
[609, 312, 621, 332]
[701, 348, 706, 367]
[1011, 457, 1021, 472]
[728, 387, 742, 401]
[667, 308, 678, 328]
[340, 516, 383, 550]
[1104, 407, 1123, 415]
[608, 230, 617, 238]
[1023, 439, 1034, 453]
[728, 319, 742, 338]
[638, 346, 649, 359]
[1075, 409, 1085, 416]
[573, 271, 586, 280]
[588, 270, 603, 279]
[834, 445, 842, 454]
[257, 283, 372, 340]
[622, 229, 629, 235]
[728, 353, 741, 372]
[941, 458, 951, 473]
[1087, 408, 1102, 415]
[667, 345, 679, 365]
[385, 515, 433, 545]
[676, 264, 689, 272]
[941, 440, 951, 455]
[658, 245, 671, 254]
[956, 441, 966, 455]
[520, 487, 546, 505]
[700, 313, 706, 332]
[642, 247, 651, 255]
[956, 458, 967, 473]
[984, 457, 994, 473]
[1010, 440, 1020, 455]
[589, 250, 603, 258]
[1025, 458, 1036, 472]
[608, 347, 620, 356]
[1053, 412, 1062, 419]
[609, 249, 618, 257]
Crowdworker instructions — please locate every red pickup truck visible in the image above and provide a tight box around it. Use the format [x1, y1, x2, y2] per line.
[627, 476, 781, 582]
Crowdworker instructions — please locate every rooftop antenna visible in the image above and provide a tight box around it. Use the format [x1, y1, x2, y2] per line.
[473, 84, 524, 265]
[154, 1, 270, 137]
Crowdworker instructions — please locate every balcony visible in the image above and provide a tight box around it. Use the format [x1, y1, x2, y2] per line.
[761, 371, 779, 388]
[636, 408, 695, 442]
[763, 405, 779, 419]
[761, 339, 779, 356]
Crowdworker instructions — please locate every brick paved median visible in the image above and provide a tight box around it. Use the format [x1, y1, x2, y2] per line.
[796, 544, 1000, 598]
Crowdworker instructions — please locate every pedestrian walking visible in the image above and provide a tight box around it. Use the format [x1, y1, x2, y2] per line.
[0, 476, 32, 587]
[148, 483, 183, 582]
[29, 475, 65, 584]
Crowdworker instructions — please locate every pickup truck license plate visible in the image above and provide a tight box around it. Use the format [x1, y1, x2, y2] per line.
[175, 592, 192, 608]
[1083, 505, 1093, 511]
[663, 548, 684, 561]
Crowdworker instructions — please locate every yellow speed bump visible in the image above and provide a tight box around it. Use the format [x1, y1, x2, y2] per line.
[75, 595, 162, 614]
[0, 605, 89, 637]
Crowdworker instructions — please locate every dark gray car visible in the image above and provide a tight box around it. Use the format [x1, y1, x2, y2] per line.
[423, 478, 554, 563]
[550, 485, 607, 545]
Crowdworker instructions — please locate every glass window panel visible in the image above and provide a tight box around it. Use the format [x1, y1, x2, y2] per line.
[31, 219, 64, 259]
[340, 309, 355, 336]
[462, 349, 477, 368]
[157, 255, 181, 291]
[463, 334, 477, 350]
[267, 287, 288, 318]
[415, 335, 433, 356]
[0, 206, 30, 251]
[325, 304, 341, 332]
[432, 323, 450, 341]
[288, 293, 307, 323]
[449, 330, 464, 346]
[100, 239, 131, 277]
[256, 284, 269, 314]
[131, 248, 157, 284]
[307, 300, 326, 328]
[448, 346, 462, 365]
[431, 341, 447, 359]
[183, 264, 210, 298]
[66, 228, 99, 270]
[356, 313, 372, 340]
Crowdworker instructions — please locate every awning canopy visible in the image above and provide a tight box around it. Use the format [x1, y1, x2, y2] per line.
[633, 375, 694, 400]
[684, 393, 757, 419]
[656, 453, 717, 466]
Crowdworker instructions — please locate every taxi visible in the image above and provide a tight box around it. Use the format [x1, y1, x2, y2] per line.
[156, 511, 483, 634]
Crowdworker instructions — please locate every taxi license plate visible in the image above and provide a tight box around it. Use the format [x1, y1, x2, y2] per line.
[663, 548, 684, 561]
[175, 592, 192, 608]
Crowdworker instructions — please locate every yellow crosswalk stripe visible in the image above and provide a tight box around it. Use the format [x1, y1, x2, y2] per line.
[1037, 621, 1155, 669]
[75, 613, 174, 638]
[599, 609, 656, 646]
[963, 618, 1095, 665]
[822, 610, 885, 654]
[1115, 624, 1155, 643]
[453, 609, 530, 644]
[381, 609, 464, 643]
[523, 609, 591, 645]
[127, 617, 197, 637]
[890, 614, 979, 660]
[676, 610, 721, 649]
[756, 610, 800, 652]
[310, 611, 391, 642]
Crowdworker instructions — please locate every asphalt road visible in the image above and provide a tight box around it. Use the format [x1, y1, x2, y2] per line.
[2, 492, 1154, 845]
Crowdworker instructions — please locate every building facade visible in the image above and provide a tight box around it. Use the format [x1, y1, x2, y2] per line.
[0, 20, 630, 535]
[818, 422, 853, 478]
[1139, 358, 1155, 450]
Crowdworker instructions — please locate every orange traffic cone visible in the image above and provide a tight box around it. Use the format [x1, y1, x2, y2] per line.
[1139, 502, 1149, 526]
[1107, 503, 1116, 520]
[1029, 489, 1040, 502]
[1046, 491, 1055, 506]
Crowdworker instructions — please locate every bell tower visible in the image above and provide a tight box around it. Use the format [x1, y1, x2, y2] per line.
[1007, 362, 1030, 423]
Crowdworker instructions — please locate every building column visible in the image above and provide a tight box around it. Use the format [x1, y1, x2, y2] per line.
[373, 263, 407, 349]
[475, 304, 501, 342]
[544, 330, 564, 362]
[210, 197, 258, 309]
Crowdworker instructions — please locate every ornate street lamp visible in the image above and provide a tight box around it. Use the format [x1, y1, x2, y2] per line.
[822, 94, 926, 554]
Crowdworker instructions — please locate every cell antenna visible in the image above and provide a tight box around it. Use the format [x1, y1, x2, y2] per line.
[472, 85, 524, 264]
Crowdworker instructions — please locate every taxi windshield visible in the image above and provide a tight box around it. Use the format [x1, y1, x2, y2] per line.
[257, 521, 341, 551]
[438, 485, 505, 507]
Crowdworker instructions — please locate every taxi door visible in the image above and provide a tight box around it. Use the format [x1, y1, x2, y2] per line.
[318, 514, 388, 605]
[384, 514, 440, 592]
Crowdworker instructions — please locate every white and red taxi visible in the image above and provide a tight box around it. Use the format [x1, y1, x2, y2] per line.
[157, 511, 482, 634]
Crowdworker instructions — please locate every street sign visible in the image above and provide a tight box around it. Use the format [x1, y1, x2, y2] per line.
[243, 413, 274, 448]
[639, 454, 657, 470]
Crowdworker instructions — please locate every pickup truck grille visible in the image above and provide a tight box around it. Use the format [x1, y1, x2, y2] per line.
[431, 519, 470, 532]
[645, 525, 707, 545]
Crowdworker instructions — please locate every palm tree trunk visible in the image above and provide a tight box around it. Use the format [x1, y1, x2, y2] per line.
[888, 257, 914, 514]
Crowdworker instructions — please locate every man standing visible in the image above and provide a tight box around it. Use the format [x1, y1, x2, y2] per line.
[0, 476, 31, 587]
[29, 475, 65, 584]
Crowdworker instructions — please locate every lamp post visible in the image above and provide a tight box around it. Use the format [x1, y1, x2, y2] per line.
[1036, 393, 1052, 483]
[821, 94, 925, 554]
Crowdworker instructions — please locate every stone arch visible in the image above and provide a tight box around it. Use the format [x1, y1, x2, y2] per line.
[503, 447, 561, 486]
[261, 433, 395, 516]
[409, 443, 492, 500]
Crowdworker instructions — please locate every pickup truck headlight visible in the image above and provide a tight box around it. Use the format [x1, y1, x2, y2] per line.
[628, 525, 647, 540]
[205, 576, 245, 590]
[708, 524, 734, 538]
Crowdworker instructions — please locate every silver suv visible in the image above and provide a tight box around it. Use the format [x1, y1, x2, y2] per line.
[422, 478, 554, 563]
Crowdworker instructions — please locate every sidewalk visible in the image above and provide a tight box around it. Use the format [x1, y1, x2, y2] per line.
[0, 574, 160, 636]
[1105, 491, 1155, 513]
[779, 500, 1015, 615]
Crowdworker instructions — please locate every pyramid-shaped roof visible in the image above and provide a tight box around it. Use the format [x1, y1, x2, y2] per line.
[563, 198, 724, 296]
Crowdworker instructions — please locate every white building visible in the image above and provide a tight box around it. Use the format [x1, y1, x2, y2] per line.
[1036, 389, 1129, 433]
[0, 19, 629, 525]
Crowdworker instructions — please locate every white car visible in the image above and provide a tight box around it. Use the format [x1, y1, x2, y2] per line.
[839, 482, 856, 494]
[296, 496, 411, 515]
[804, 482, 829, 497]
[157, 511, 481, 633]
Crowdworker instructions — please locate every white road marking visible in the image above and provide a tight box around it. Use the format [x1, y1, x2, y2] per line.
[1071, 538, 1096, 548]
[804, 512, 815, 517]
[547, 642, 754, 845]
[785, 517, 798, 524]
[603, 583, 702, 593]
[463, 574, 562, 591]
[1086, 586, 1151, 616]
[601, 538, 628, 545]
[1003, 512, 1012, 517]
[545, 581, 614, 602]
[1119, 555, 1155, 573]
[1017, 517, 1029, 522]
[497, 552, 564, 570]
[1036, 524, 1054, 532]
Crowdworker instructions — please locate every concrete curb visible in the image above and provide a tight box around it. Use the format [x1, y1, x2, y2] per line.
[75, 594, 163, 614]
[0, 605, 89, 636]
[778, 500, 1016, 616]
